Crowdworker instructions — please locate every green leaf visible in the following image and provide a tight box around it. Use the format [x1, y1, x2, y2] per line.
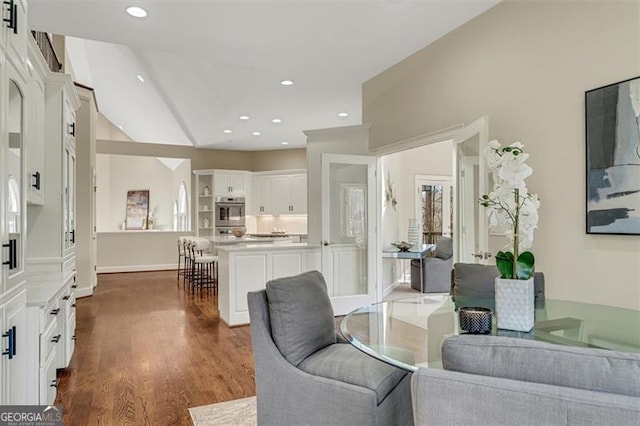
[516, 251, 535, 279]
[495, 251, 514, 279]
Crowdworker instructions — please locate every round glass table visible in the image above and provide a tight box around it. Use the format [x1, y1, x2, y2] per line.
[340, 295, 640, 372]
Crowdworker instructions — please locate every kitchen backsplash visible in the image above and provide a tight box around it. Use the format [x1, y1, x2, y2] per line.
[246, 215, 308, 235]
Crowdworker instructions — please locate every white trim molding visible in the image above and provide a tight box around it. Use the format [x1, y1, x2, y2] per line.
[97, 264, 177, 274]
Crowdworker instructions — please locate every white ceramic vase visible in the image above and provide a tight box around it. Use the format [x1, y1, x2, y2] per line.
[495, 277, 534, 332]
[407, 219, 420, 249]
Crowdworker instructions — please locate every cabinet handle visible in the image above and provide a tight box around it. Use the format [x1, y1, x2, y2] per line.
[69, 122, 76, 136]
[2, 326, 15, 359]
[63, 295, 70, 300]
[72, 335, 76, 341]
[3, 0, 17, 34]
[50, 308, 60, 316]
[2, 239, 17, 270]
[71, 284, 77, 289]
[72, 303, 77, 308]
[51, 334, 61, 343]
[32, 171, 41, 190]
[70, 230, 75, 243]
[50, 379, 59, 388]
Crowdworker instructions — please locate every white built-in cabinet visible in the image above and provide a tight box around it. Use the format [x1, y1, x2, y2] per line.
[253, 171, 307, 215]
[214, 170, 250, 197]
[194, 170, 214, 237]
[272, 174, 307, 214]
[1, 3, 79, 406]
[0, 0, 29, 406]
[253, 175, 273, 214]
[25, 274, 76, 405]
[26, 37, 47, 205]
[194, 170, 252, 237]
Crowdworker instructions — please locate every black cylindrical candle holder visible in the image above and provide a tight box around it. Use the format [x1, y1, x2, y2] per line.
[459, 307, 492, 334]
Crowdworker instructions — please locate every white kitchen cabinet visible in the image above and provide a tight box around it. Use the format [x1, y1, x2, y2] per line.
[217, 245, 321, 326]
[3, 60, 27, 295]
[25, 37, 47, 206]
[259, 173, 307, 215]
[252, 175, 273, 215]
[2, 0, 28, 75]
[26, 72, 79, 280]
[1, 289, 28, 404]
[273, 174, 307, 214]
[194, 170, 214, 237]
[25, 276, 75, 404]
[214, 170, 250, 197]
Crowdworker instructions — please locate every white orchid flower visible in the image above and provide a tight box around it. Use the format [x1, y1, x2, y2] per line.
[480, 139, 540, 270]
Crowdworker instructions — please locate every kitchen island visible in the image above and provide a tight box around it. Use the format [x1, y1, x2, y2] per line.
[217, 242, 320, 326]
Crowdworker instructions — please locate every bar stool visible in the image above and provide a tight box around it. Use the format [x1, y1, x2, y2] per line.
[190, 238, 218, 294]
[177, 236, 189, 287]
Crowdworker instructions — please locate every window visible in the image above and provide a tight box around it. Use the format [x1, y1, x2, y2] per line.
[173, 201, 178, 231]
[177, 182, 189, 231]
[415, 176, 453, 245]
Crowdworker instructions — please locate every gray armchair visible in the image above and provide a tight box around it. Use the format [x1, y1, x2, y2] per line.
[411, 335, 640, 425]
[247, 271, 414, 425]
[410, 237, 453, 293]
[451, 262, 545, 298]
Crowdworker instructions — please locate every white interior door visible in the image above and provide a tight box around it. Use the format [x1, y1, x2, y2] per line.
[321, 154, 376, 315]
[454, 117, 490, 264]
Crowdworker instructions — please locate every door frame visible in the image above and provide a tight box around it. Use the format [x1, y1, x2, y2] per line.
[452, 116, 490, 264]
[371, 124, 463, 301]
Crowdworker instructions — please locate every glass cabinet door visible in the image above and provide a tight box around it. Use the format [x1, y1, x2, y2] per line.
[69, 151, 75, 249]
[5, 77, 24, 286]
[63, 146, 69, 251]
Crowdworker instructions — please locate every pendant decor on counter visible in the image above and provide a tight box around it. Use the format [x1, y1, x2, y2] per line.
[203, 185, 210, 196]
[407, 219, 420, 249]
[203, 217, 210, 228]
[495, 277, 534, 332]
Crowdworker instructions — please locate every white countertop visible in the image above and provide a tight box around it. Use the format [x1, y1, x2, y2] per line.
[26, 280, 66, 307]
[216, 242, 317, 252]
[212, 236, 297, 244]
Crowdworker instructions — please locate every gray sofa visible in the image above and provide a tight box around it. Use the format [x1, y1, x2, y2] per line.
[411, 335, 640, 425]
[410, 237, 453, 293]
[248, 271, 414, 425]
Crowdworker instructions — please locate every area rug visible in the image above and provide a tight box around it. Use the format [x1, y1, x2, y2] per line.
[189, 396, 257, 426]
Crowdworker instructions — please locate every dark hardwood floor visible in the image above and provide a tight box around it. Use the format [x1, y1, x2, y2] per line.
[55, 270, 256, 425]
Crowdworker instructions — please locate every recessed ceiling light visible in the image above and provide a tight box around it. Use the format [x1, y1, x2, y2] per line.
[252, 131, 261, 136]
[239, 115, 250, 120]
[118, 124, 124, 130]
[137, 74, 144, 82]
[281, 141, 289, 145]
[223, 129, 232, 134]
[126, 6, 147, 18]
[280, 79, 294, 86]
[338, 112, 349, 117]
[272, 118, 282, 123]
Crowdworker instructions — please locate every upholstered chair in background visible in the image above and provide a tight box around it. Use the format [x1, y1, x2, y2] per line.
[410, 237, 453, 293]
[451, 262, 545, 298]
[248, 271, 414, 426]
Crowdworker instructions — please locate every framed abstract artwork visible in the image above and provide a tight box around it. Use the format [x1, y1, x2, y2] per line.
[585, 76, 640, 235]
[125, 190, 150, 230]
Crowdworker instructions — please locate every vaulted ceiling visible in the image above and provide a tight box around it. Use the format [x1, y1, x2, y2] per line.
[28, 1, 498, 150]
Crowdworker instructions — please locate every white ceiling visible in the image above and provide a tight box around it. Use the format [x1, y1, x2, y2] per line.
[28, 0, 498, 151]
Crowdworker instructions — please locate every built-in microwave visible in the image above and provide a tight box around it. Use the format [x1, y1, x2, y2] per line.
[215, 197, 245, 228]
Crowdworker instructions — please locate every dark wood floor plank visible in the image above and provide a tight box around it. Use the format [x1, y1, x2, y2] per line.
[55, 270, 256, 425]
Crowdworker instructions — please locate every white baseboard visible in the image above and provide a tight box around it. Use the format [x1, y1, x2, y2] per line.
[383, 279, 405, 298]
[75, 286, 94, 298]
[97, 264, 177, 273]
